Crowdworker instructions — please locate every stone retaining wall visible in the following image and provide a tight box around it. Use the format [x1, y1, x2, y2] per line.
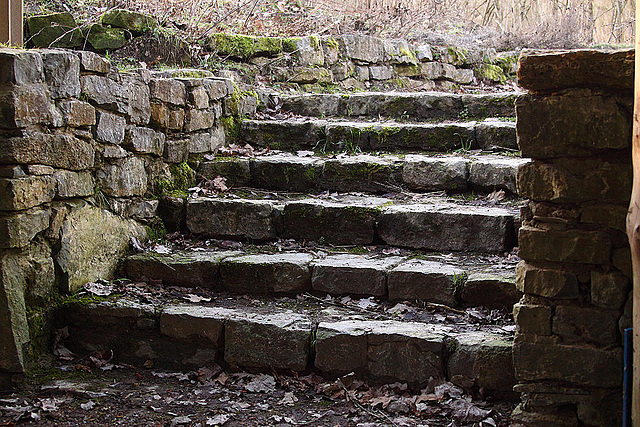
[513, 48, 634, 426]
[0, 47, 243, 386]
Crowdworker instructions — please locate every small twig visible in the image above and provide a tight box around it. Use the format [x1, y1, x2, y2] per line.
[338, 382, 399, 426]
[424, 301, 467, 315]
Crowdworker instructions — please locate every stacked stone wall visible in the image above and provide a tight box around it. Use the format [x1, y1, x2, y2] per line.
[513, 48, 634, 426]
[0, 47, 240, 386]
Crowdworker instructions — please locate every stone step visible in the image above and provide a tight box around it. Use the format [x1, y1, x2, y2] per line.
[239, 118, 516, 152]
[57, 296, 516, 394]
[125, 249, 520, 308]
[277, 91, 518, 121]
[184, 194, 518, 252]
[199, 153, 528, 195]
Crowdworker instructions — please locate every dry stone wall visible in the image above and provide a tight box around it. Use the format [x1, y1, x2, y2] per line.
[0, 47, 240, 386]
[513, 48, 633, 426]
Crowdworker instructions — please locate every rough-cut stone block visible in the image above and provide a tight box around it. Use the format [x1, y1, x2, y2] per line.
[462, 92, 517, 119]
[415, 45, 433, 62]
[163, 138, 188, 164]
[26, 12, 83, 48]
[0, 209, 50, 248]
[189, 85, 209, 109]
[0, 84, 57, 129]
[340, 35, 385, 63]
[60, 100, 95, 127]
[553, 306, 619, 345]
[0, 166, 26, 178]
[203, 79, 231, 100]
[0, 49, 44, 85]
[86, 24, 126, 50]
[475, 119, 517, 150]
[402, 155, 468, 191]
[513, 303, 552, 335]
[96, 111, 126, 144]
[240, 119, 326, 150]
[189, 128, 224, 154]
[199, 159, 251, 187]
[516, 262, 579, 299]
[53, 170, 93, 199]
[225, 311, 311, 371]
[448, 332, 515, 392]
[98, 157, 148, 197]
[311, 254, 403, 296]
[149, 78, 187, 105]
[123, 125, 165, 156]
[320, 154, 402, 193]
[315, 321, 368, 375]
[378, 203, 516, 253]
[100, 9, 157, 34]
[519, 227, 611, 264]
[78, 51, 110, 74]
[387, 259, 463, 304]
[460, 272, 521, 309]
[160, 305, 232, 343]
[516, 92, 631, 158]
[369, 65, 394, 80]
[0, 133, 94, 171]
[469, 156, 527, 193]
[250, 155, 323, 192]
[581, 203, 627, 231]
[40, 50, 80, 98]
[26, 165, 53, 176]
[280, 94, 341, 117]
[421, 62, 456, 80]
[514, 341, 622, 388]
[56, 203, 145, 292]
[591, 270, 629, 309]
[81, 73, 150, 125]
[0, 176, 56, 211]
[518, 49, 633, 91]
[184, 109, 215, 132]
[221, 253, 313, 294]
[187, 198, 276, 240]
[103, 145, 129, 159]
[283, 198, 386, 245]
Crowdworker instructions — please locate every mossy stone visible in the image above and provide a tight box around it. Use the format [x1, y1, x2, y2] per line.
[475, 63, 507, 84]
[86, 24, 127, 51]
[211, 33, 283, 59]
[26, 12, 83, 48]
[100, 9, 157, 35]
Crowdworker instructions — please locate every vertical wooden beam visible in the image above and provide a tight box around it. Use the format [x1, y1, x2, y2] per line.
[0, 0, 22, 46]
[628, 1, 640, 422]
[0, 0, 9, 44]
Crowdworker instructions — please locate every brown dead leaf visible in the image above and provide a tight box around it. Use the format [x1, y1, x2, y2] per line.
[214, 372, 229, 385]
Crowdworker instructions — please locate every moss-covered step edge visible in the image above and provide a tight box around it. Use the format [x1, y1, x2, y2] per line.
[277, 91, 519, 120]
[181, 194, 518, 252]
[125, 249, 519, 308]
[198, 153, 528, 195]
[237, 118, 516, 153]
[56, 297, 516, 395]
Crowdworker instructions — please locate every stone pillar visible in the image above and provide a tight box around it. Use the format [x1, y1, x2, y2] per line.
[0, 0, 23, 46]
[513, 49, 634, 426]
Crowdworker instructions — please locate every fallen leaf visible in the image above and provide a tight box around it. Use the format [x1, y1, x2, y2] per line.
[279, 392, 298, 406]
[184, 294, 212, 303]
[245, 374, 276, 393]
[84, 281, 114, 296]
[80, 400, 95, 410]
[206, 414, 231, 425]
[356, 297, 377, 310]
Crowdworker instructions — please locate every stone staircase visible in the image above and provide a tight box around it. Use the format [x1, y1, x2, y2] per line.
[57, 89, 527, 399]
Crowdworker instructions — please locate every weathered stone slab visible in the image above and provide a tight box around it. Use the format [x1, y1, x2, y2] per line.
[208, 33, 283, 58]
[516, 92, 631, 158]
[56, 203, 146, 293]
[581, 203, 627, 231]
[0, 209, 50, 249]
[198, 159, 251, 187]
[53, 170, 94, 198]
[240, 119, 326, 150]
[96, 111, 126, 144]
[279, 94, 341, 117]
[0, 250, 30, 372]
[0, 49, 44, 85]
[123, 125, 165, 156]
[518, 227, 611, 264]
[184, 109, 215, 132]
[291, 36, 325, 66]
[320, 155, 402, 193]
[553, 305, 618, 345]
[315, 321, 368, 375]
[100, 9, 157, 34]
[339, 35, 385, 63]
[77, 51, 111, 74]
[81, 73, 150, 125]
[387, 259, 463, 304]
[0, 84, 57, 129]
[378, 203, 516, 253]
[513, 303, 552, 335]
[40, 50, 80, 98]
[283, 198, 387, 245]
[459, 272, 521, 309]
[0, 133, 94, 171]
[469, 156, 526, 193]
[384, 39, 417, 64]
[163, 138, 188, 163]
[187, 198, 276, 240]
[591, 270, 629, 309]
[461, 92, 518, 118]
[220, 253, 313, 294]
[402, 155, 468, 191]
[26, 12, 83, 48]
[60, 100, 95, 127]
[518, 49, 633, 91]
[514, 341, 622, 388]
[475, 119, 517, 150]
[160, 305, 233, 343]
[108, 198, 158, 220]
[225, 311, 311, 371]
[127, 250, 239, 288]
[250, 155, 323, 192]
[516, 262, 579, 299]
[0, 176, 56, 211]
[421, 62, 456, 80]
[189, 128, 225, 154]
[311, 254, 403, 296]
[97, 157, 148, 197]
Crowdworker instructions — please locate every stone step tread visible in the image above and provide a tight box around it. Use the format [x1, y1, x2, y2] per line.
[276, 91, 519, 121]
[239, 118, 516, 152]
[126, 248, 520, 308]
[185, 193, 519, 252]
[199, 152, 529, 194]
[59, 296, 515, 392]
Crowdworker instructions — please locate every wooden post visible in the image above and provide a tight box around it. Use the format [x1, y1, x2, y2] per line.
[628, 1, 640, 422]
[0, 0, 22, 46]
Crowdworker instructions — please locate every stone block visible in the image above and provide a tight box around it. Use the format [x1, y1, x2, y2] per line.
[56, 203, 146, 292]
[220, 253, 313, 294]
[516, 91, 631, 158]
[462, 92, 517, 119]
[311, 254, 403, 296]
[26, 165, 53, 176]
[513, 303, 552, 335]
[513, 341, 622, 387]
[60, 100, 95, 127]
[421, 62, 456, 80]
[123, 125, 165, 156]
[160, 305, 233, 344]
[184, 109, 215, 132]
[0, 250, 30, 372]
[107, 198, 158, 221]
[591, 270, 629, 309]
[402, 155, 468, 192]
[0, 49, 44, 85]
[97, 157, 148, 197]
[0, 133, 94, 171]
[460, 272, 521, 309]
[0, 209, 50, 248]
[26, 12, 83, 48]
[320, 155, 402, 193]
[103, 145, 129, 159]
[553, 305, 619, 345]
[581, 204, 627, 231]
[0, 176, 56, 211]
[250, 155, 323, 192]
[77, 51, 110, 74]
[186, 198, 276, 240]
[612, 247, 632, 277]
[469, 156, 526, 193]
[150, 78, 187, 105]
[475, 119, 517, 150]
[516, 262, 579, 298]
[518, 227, 611, 264]
[199, 159, 251, 187]
[189, 85, 209, 109]
[415, 45, 433, 62]
[163, 139, 189, 164]
[0, 84, 57, 129]
[384, 39, 417, 64]
[315, 321, 368, 375]
[189, 129, 224, 154]
[369, 65, 394, 80]
[453, 68, 475, 84]
[292, 36, 325, 67]
[96, 111, 126, 144]
[203, 79, 231, 100]
[289, 67, 332, 84]
[387, 259, 463, 304]
[86, 24, 126, 51]
[53, 170, 94, 199]
[394, 64, 421, 77]
[339, 35, 386, 63]
[518, 48, 633, 91]
[100, 9, 157, 35]
[40, 50, 80, 98]
[225, 311, 311, 371]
